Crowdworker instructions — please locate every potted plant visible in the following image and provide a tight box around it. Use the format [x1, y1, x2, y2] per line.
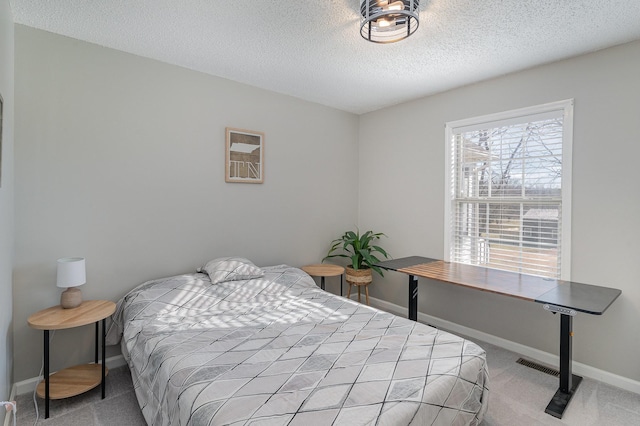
[323, 229, 390, 286]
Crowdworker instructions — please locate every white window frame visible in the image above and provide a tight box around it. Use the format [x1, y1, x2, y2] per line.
[444, 99, 573, 280]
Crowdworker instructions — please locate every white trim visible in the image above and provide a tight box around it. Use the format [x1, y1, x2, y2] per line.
[443, 123, 453, 262]
[12, 355, 127, 397]
[7, 296, 639, 418]
[447, 99, 573, 133]
[559, 100, 574, 280]
[365, 294, 640, 395]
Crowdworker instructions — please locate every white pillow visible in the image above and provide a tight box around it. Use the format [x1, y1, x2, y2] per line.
[200, 257, 264, 284]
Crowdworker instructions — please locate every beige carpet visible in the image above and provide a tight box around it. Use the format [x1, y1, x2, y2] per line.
[13, 340, 640, 425]
[14, 365, 145, 426]
[478, 341, 640, 425]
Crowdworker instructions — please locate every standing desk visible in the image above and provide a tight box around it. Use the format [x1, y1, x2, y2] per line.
[375, 256, 621, 419]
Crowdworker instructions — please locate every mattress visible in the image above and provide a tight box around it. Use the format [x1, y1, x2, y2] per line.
[107, 265, 489, 425]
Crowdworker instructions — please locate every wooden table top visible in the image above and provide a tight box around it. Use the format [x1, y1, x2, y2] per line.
[301, 264, 345, 277]
[376, 256, 621, 315]
[28, 300, 116, 330]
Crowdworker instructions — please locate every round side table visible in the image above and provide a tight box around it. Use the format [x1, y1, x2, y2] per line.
[28, 300, 116, 419]
[301, 264, 345, 295]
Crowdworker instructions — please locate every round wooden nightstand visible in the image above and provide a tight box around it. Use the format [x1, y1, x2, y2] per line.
[28, 300, 116, 419]
[301, 264, 345, 295]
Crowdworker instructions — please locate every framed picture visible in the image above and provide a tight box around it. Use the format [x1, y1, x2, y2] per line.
[225, 127, 264, 184]
[0, 93, 3, 188]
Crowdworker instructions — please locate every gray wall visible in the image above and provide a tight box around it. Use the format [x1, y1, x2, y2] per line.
[359, 40, 640, 381]
[11, 23, 640, 387]
[13, 26, 359, 381]
[0, 0, 14, 401]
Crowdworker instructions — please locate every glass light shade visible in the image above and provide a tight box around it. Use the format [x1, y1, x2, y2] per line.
[56, 257, 86, 288]
[360, 0, 420, 43]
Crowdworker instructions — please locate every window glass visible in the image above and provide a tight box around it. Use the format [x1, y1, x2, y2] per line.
[445, 101, 573, 279]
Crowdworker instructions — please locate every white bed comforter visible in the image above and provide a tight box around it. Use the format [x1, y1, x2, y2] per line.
[107, 265, 489, 425]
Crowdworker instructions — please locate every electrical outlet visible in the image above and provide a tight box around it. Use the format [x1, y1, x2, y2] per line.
[1, 401, 16, 412]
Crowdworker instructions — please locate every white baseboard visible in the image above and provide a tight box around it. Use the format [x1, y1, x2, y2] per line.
[8, 294, 639, 416]
[12, 355, 126, 398]
[5, 355, 126, 425]
[364, 294, 640, 395]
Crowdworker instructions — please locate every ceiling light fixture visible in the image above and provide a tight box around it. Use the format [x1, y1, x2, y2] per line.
[360, 0, 420, 44]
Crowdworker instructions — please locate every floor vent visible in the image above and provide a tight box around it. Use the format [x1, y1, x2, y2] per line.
[516, 358, 560, 377]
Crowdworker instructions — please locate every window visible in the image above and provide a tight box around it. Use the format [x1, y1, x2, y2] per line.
[444, 100, 573, 279]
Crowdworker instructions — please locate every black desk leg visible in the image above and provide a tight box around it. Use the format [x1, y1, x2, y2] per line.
[102, 318, 107, 399]
[408, 275, 418, 321]
[44, 330, 50, 419]
[320, 276, 325, 291]
[95, 322, 99, 363]
[340, 275, 343, 296]
[545, 313, 582, 418]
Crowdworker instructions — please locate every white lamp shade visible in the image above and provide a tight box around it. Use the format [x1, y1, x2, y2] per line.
[56, 257, 86, 288]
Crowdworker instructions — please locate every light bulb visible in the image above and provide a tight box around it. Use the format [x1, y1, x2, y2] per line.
[385, 1, 405, 12]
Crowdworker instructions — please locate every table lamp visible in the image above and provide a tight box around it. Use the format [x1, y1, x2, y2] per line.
[57, 257, 86, 309]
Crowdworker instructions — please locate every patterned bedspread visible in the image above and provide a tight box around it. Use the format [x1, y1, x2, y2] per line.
[107, 265, 489, 425]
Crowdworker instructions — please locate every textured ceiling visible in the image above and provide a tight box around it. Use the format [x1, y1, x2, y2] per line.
[10, 0, 640, 114]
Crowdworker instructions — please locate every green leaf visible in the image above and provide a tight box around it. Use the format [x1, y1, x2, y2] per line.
[324, 229, 390, 276]
[371, 245, 389, 258]
[371, 265, 385, 276]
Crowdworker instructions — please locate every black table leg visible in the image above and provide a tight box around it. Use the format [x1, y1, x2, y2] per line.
[95, 322, 99, 363]
[320, 276, 325, 291]
[340, 274, 343, 296]
[545, 313, 582, 418]
[101, 318, 107, 399]
[408, 275, 418, 321]
[44, 330, 50, 419]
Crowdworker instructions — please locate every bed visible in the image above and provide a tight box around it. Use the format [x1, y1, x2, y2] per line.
[107, 258, 489, 425]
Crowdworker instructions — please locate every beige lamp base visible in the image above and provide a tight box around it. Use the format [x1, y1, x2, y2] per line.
[60, 287, 83, 309]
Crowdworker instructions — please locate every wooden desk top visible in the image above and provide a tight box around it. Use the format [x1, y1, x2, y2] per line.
[28, 300, 116, 330]
[376, 256, 621, 315]
[301, 264, 345, 277]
